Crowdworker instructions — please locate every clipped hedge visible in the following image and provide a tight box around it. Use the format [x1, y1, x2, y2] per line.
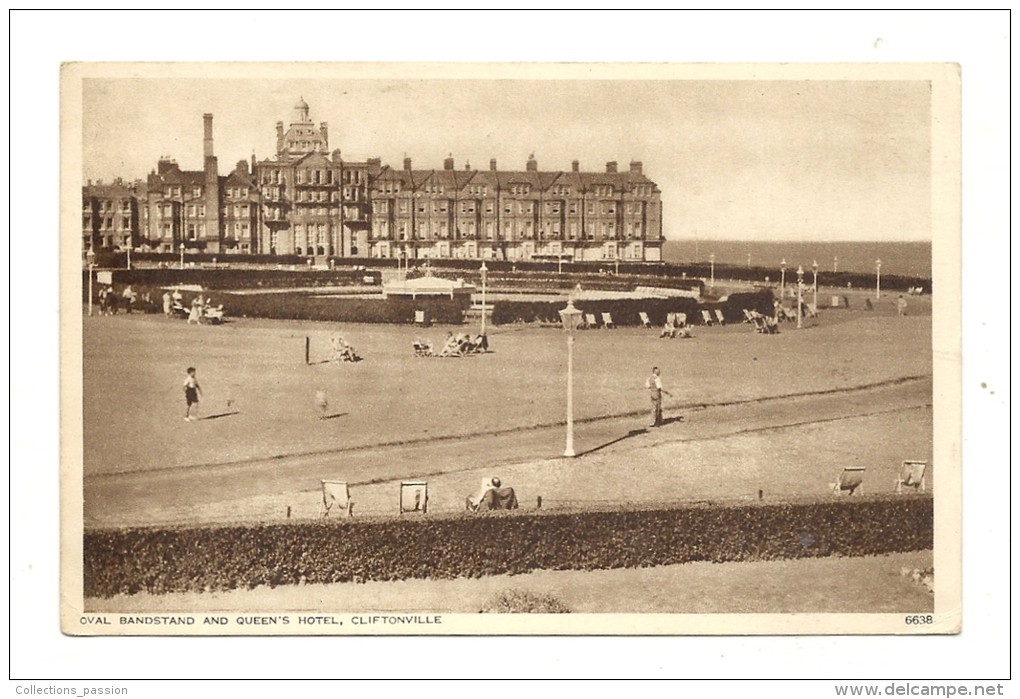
[81, 281, 467, 325]
[214, 292, 468, 325]
[492, 296, 702, 327]
[491, 290, 774, 327]
[83, 496, 932, 598]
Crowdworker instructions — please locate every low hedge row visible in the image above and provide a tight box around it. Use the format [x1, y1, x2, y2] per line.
[491, 290, 774, 326]
[217, 293, 468, 325]
[82, 282, 467, 325]
[83, 496, 932, 598]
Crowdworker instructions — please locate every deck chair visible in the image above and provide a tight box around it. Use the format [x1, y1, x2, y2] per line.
[742, 309, 755, 324]
[700, 309, 715, 326]
[895, 460, 927, 493]
[761, 315, 779, 335]
[601, 312, 616, 329]
[585, 313, 598, 329]
[714, 309, 726, 325]
[676, 312, 688, 328]
[400, 481, 428, 514]
[639, 311, 653, 328]
[660, 321, 676, 338]
[830, 467, 866, 496]
[413, 310, 428, 327]
[320, 480, 353, 517]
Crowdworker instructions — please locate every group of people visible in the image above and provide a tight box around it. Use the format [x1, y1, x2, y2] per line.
[162, 289, 223, 324]
[95, 285, 137, 315]
[437, 332, 488, 357]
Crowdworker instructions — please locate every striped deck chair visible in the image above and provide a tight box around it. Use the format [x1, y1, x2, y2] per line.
[639, 311, 653, 328]
[701, 309, 715, 326]
[830, 467, 866, 496]
[714, 309, 726, 325]
[585, 313, 599, 329]
[601, 312, 616, 329]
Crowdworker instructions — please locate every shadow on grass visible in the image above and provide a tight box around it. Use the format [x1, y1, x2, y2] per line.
[577, 428, 649, 457]
[200, 411, 240, 421]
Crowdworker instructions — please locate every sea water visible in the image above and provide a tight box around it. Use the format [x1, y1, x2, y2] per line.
[663, 240, 932, 278]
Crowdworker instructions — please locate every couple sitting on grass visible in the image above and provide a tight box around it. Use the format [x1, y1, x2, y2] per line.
[466, 476, 518, 513]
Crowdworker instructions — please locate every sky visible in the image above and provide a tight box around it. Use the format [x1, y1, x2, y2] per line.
[82, 74, 932, 243]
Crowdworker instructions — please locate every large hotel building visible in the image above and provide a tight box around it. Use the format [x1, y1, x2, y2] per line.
[83, 99, 664, 262]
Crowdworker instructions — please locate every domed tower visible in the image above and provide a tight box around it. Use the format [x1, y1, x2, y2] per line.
[293, 97, 310, 124]
[276, 97, 328, 159]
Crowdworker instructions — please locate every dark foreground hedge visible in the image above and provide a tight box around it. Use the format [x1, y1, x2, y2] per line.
[83, 495, 932, 598]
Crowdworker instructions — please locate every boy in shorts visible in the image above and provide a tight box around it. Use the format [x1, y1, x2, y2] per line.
[183, 367, 202, 421]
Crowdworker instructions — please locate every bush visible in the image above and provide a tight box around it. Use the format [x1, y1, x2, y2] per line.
[83, 495, 932, 598]
[480, 589, 571, 614]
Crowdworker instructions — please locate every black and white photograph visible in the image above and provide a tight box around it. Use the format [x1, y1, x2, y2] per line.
[58, 60, 962, 636]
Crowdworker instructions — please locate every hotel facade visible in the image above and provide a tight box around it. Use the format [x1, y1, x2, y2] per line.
[85, 99, 664, 262]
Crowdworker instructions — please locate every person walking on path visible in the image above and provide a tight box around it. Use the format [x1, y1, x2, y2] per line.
[183, 367, 202, 421]
[162, 291, 173, 318]
[314, 388, 329, 419]
[646, 366, 672, 427]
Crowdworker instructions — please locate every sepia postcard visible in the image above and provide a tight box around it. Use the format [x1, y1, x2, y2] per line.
[60, 61, 961, 636]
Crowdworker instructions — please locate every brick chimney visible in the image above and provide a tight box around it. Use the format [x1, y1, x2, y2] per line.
[276, 121, 284, 154]
[320, 122, 329, 145]
[572, 160, 580, 172]
[203, 114, 214, 159]
[444, 155, 455, 170]
[490, 159, 497, 171]
[404, 157, 412, 170]
[606, 161, 618, 173]
[526, 153, 537, 171]
[629, 160, 643, 174]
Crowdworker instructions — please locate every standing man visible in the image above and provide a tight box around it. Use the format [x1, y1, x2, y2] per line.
[183, 367, 202, 421]
[162, 290, 173, 318]
[897, 294, 908, 317]
[646, 366, 672, 427]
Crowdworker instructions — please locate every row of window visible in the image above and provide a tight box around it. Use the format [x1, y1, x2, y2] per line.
[260, 168, 367, 186]
[83, 216, 132, 230]
[84, 200, 133, 213]
[372, 219, 647, 241]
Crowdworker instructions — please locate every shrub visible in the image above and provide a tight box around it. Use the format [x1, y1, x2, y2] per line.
[480, 589, 571, 614]
[83, 495, 932, 599]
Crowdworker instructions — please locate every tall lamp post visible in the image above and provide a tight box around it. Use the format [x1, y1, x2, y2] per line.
[876, 259, 882, 299]
[558, 299, 583, 458]
[780, 258, 787, 299]
[811, 259, 819, 312]
[709, 253, 715, 289]
[180, 243, 185, 270]
[796, 266, 804, 329]
[86, 248, 96, 316]
[479, 261, 488, 337]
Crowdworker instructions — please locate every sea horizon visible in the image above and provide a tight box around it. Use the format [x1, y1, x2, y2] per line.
[662, 239, 932, 278]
